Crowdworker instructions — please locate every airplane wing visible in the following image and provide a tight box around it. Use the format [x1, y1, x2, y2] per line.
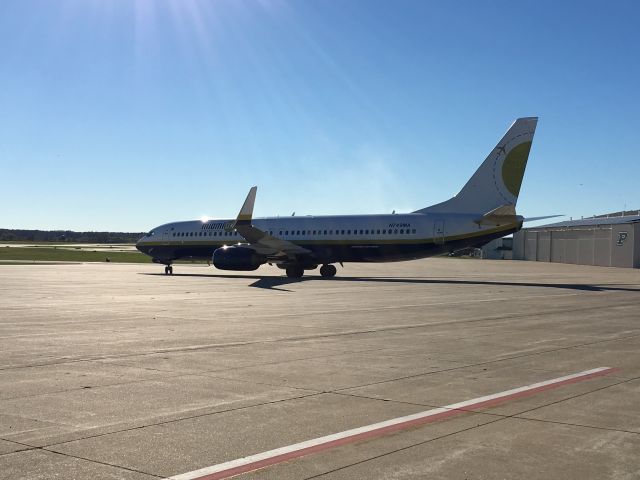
[231, 187, 312, 261]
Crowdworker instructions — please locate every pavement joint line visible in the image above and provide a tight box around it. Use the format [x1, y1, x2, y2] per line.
[328, 332, 640, 393]
[2, 299, 638, 373]
[4, 330, 634, 402]
[0, 291, 583, 327]
[41, 446, 164, 478]
[301, 372, 640, 480]
[15, 391, 325, 451]
[102, 348, 365, 379]
[0, 437, 164, 478]
[200, 373, 326, 393]
[0, 362, 323, 402]
[165, 367, 614, 480]
[301, 416, 510, 479]
[0, 371, 210, 402]
[333, 374, 640, 436]
[0, 438, 39, 457]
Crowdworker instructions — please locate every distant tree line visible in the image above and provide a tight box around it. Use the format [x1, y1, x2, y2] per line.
[0, 229, 145, 243]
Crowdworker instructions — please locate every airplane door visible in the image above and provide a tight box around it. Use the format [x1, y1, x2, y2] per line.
[434, 220, 445, 244]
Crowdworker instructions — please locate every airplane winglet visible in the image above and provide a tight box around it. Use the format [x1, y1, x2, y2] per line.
[235, 186, 257, 226]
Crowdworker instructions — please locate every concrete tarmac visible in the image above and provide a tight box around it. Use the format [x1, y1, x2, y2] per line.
[0, 259, 639, 479]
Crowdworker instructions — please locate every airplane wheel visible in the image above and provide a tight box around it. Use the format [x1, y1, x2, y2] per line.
[168, 266, 173, 275]
[164, 266, 169, 275]
[320, 264, 337, 278]
[286, 265, 304, 278]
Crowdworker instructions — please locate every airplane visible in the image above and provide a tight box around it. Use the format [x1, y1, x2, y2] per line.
[137, 117, 551, 278]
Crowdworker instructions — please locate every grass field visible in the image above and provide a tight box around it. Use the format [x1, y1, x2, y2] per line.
[0, 246, 152, 263]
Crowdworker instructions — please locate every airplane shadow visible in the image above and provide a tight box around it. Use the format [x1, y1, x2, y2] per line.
[140, 272, 640, 293]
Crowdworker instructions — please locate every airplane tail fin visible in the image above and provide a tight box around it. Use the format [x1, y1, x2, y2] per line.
[414, 117, 538, 215]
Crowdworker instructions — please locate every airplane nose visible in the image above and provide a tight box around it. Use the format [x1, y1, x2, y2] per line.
[135, 235, 146, 251]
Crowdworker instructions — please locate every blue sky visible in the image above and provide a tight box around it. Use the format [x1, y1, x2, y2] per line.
[1, 0, 639, 231]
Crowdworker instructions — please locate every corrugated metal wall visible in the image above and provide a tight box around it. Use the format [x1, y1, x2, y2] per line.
[513, 223, 638, 268]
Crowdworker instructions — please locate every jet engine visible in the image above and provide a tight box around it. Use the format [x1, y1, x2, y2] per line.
[212, 246, 266, 271]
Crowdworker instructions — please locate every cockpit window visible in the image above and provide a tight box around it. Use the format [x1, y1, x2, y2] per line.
[147, 231, 155, 237]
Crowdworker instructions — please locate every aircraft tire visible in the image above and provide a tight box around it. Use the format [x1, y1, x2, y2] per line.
[320, 264, 337, 278]
[286, 265, 304, 278]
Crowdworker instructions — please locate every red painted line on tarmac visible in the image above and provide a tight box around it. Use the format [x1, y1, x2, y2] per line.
[169, 367, 616, 480]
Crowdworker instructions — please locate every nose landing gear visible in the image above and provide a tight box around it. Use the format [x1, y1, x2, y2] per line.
[164, 265, 173, 275]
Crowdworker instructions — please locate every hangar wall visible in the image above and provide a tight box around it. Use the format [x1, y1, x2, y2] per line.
[513, 216, 640, 268]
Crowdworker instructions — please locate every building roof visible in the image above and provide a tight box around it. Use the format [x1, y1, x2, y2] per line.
[533, 214, 640, 229]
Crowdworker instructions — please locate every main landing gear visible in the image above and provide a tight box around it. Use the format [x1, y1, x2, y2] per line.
[319, 264, 337, 278]
[164, 265, 173, 275]
[285, 265, 304, 278]
[284, 263, 337, 279]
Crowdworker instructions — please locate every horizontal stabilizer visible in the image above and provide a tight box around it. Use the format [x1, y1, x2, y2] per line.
[474, 204, 522, 226]
[523, 214, 564, 223]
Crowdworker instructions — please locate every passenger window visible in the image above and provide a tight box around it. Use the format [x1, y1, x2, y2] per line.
[347, 230, 351, 235]
[377, 230, 380, 234]
[394, 229, 398, 234]
[400, 229, 404, 234]
[324, 230, 327, 235]
[279, 231, 283, 235]
[285, 231, 289, 235]
[365, 230, 369, 234]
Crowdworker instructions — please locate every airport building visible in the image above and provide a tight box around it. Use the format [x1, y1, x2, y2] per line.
[513, 210, 640, 268]
[481, 237, 513, 260]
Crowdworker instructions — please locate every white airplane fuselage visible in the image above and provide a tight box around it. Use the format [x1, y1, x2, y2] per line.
[137, 212, 520, 266]
[136, 117, 537, 277]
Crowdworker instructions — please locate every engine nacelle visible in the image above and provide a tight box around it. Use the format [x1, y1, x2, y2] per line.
[212, 246, 266, 271]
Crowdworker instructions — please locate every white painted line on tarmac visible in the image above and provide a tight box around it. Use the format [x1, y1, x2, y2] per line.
[168, 367, 615, 480]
